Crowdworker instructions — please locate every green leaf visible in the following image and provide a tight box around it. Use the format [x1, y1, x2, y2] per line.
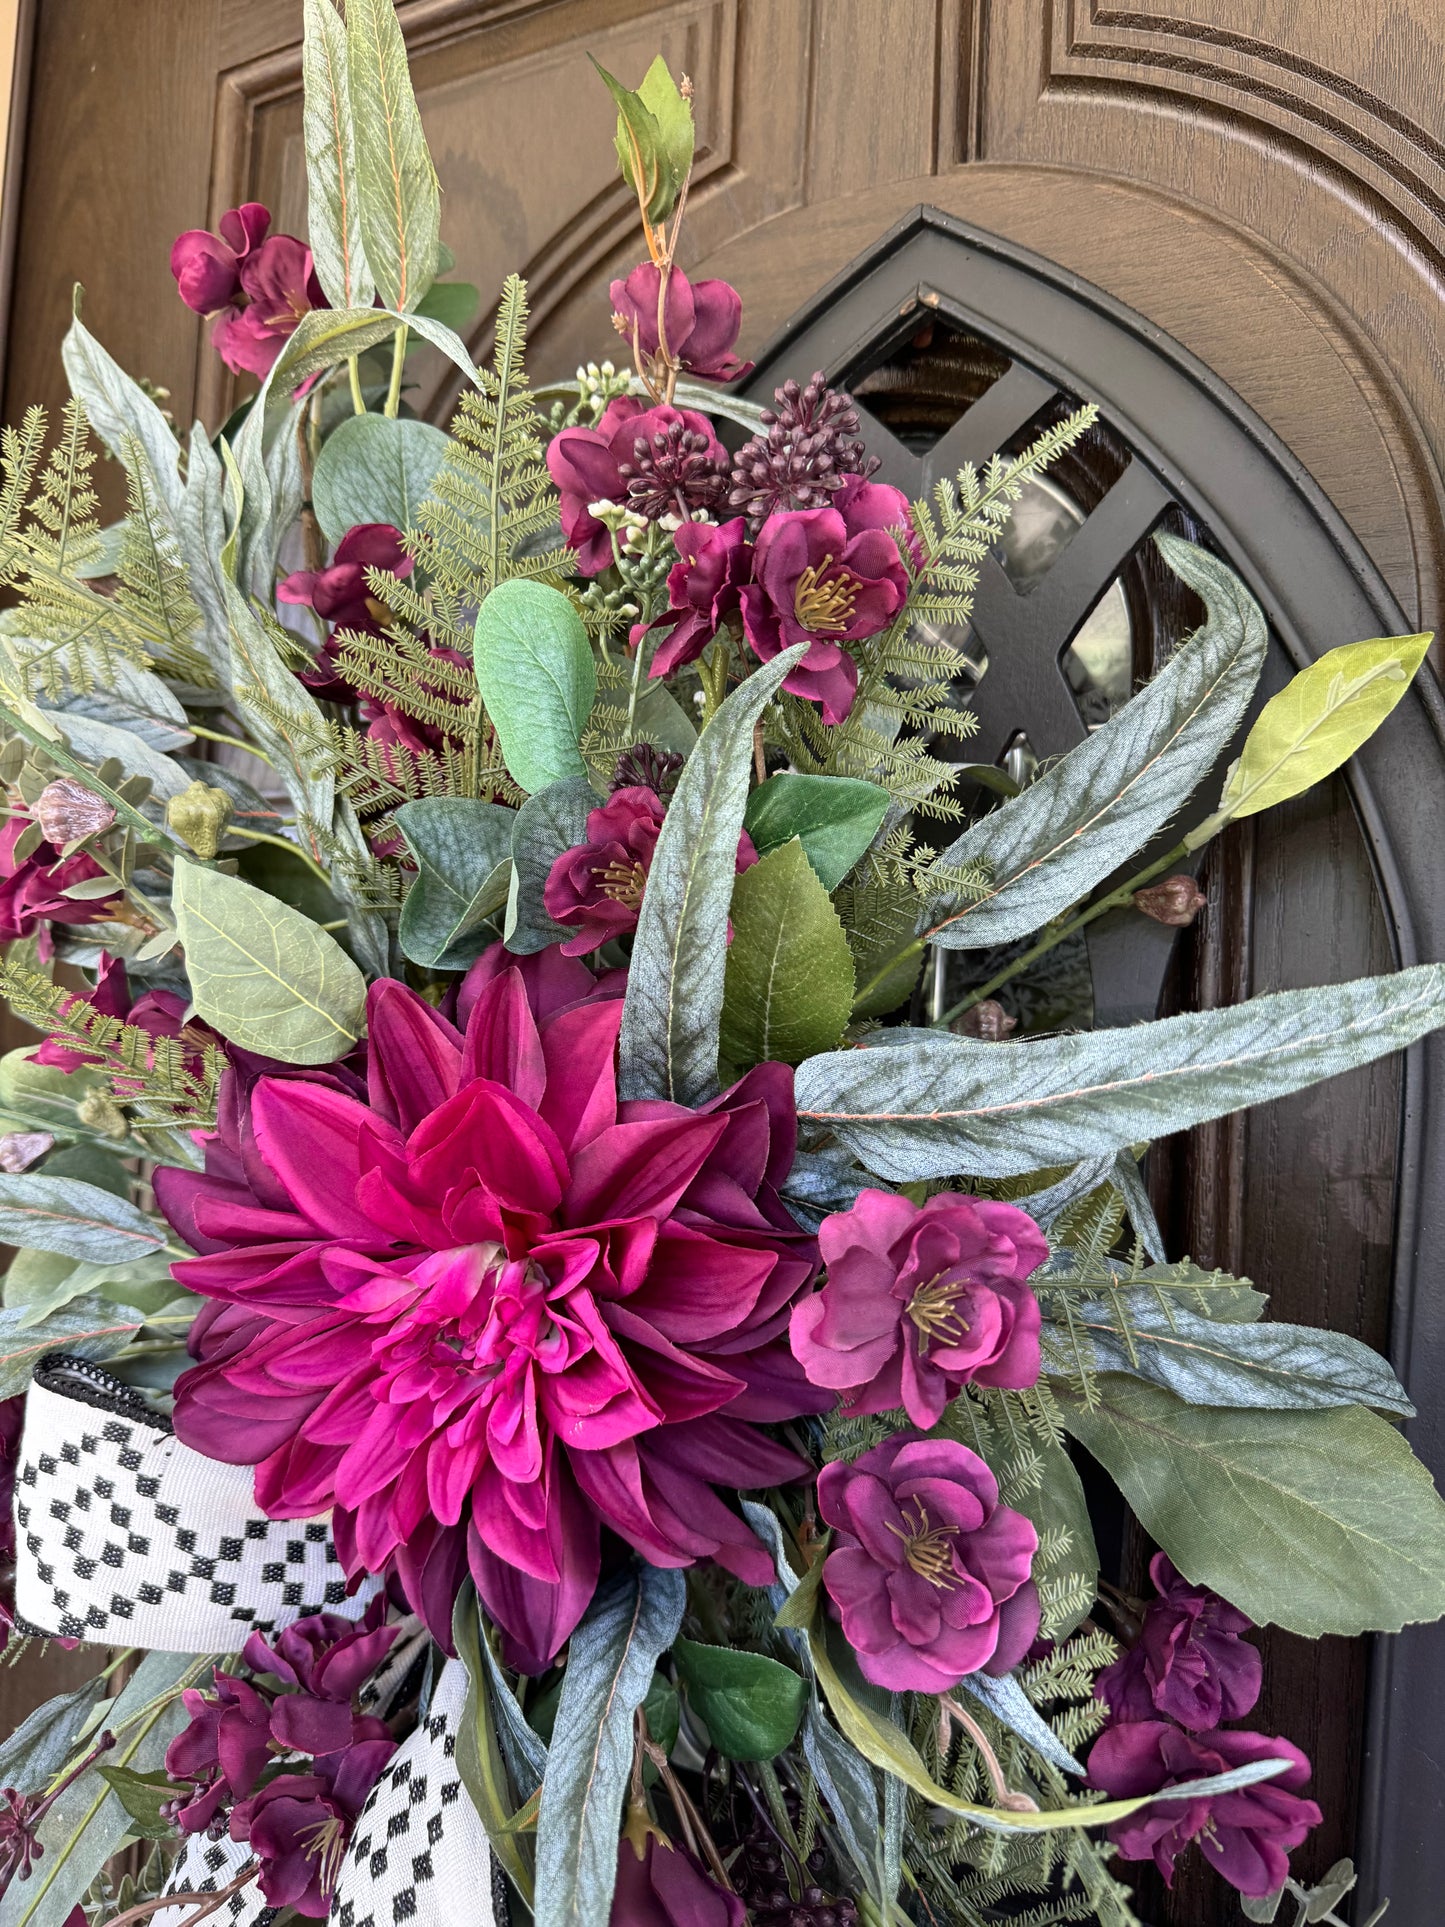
[8, 1250, 176, 1328]
[302, 0, 375, 309]
[956, 1398, 1097, 1640]
[42, 713, 190, 807]
[0, 1050, 121, 1149]
[173, 859, 366, 1065]
[93, 1766, 177, 1840]
[921, 536, 1268, 948]
[414, 279, 479, 336]
[473, 579, 596, 794]
[619, 642, 806, 1105]
[395, 797, 515, 968]
[0, 1681, 106, 1799]
[1043, 1298, 1414, 1414]
[222, 576, 335, 835]
[452, 1590, 535, 1909]
[0, 1297, 146, 1396]
[62, 302, 183, 528]
[346, 0, 440, 310]
[672, 1637, 806, 1762]
[505, 776, 596, 956]
[743, 773, 889, 890]
[0, 1174, 162, 1263]
[635, 56, 695, 205]
[794, 963, 1445, 1181]
[1056, 1375, 1445, 1637]
[720, 840, 854, 1069]
[48, 659, 193, 753]
[1219, 630, 1433, 822]
[588, 56, 689, 225]
[535, 1565, 685, 1927]
[311, 411, 449, 545]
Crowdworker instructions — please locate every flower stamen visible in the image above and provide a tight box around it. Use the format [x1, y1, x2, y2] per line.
[300, 1812, 349, 1898]
[907, 1273, 969, 1355]
[592, 857, 648, 908]
[889, 1497, 959, 1589]
[792, 558, 858, 634]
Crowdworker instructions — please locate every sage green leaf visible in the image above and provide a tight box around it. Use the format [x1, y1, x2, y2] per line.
[222, 576, 335, 835]
[959, 1673, 1083, 1778]
[0, 1297, 146, 1396]
[452, 1591, 535, 1908]
[0, 1049, 123, 1149]
[302, 0, 375, 310]
[474, 1619, 548, 1797]
[505, 776, 596, 956]
[173, 859, 366, 1064]
[473, 579, 595, 795]
[0, 1174, 162, 1263]
[414, 279, 479, 336]
[672, 1636, 806, 1762]
[1043, 1298, 1413, 1414]
[619, 643, 806, 1105]
[0, 1680, 106, 1799]
[347, 0, 440, 311]
[744, 772, 889, 890]
[589, 677, 697, 759]
[311, 411, 448, 545]
[1219, 630, 1433, 822]
[794, 963, 1445, 1181]
[921, 536, 1267, 948]
[94, 1766, 176, 1840]
[44, 660, 192, 754]
[395, 796, 515, 969]
[62, 301, 183, 527]
[10, 1250, 177, 1328]
[589, 56, 687, 226]
[42, 713, 189, 805]
[535, 1565, 685, 1927]
[1056, 1376, 1445, 1637]
[265, 305, 402, 395]
[720, 840, 854, 1069]
[178, 423, 233, 686]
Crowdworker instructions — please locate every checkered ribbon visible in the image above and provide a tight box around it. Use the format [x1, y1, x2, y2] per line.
[151, 1834, 274, 1927]
[13, 1354, 379, 1648]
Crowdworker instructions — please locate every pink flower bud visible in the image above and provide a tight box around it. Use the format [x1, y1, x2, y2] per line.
[954, 998, 1018, 1040]
[33, 779, 116, 846]
[1133, 873, 1208, 927]
[0, 1131, 52, 1173]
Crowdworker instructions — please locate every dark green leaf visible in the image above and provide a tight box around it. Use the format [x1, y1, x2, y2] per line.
[673, 1637, 806, 1762]
[395, 797, 515, 969]
[311, 412, 448, 544]
[473, 580, 596, 795]
[743, 772, 889, 890]
[720, 840, 854, 1068]
[505, 776, 597, 956]
[94, 1766, 177, 1840]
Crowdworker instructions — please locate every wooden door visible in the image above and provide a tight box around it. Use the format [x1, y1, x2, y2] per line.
[3, 6, 1443, 1922]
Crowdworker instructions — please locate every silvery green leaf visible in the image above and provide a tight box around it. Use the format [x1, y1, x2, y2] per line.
[921, 537, 1267, 948]
[1240, 1889, 1286, 1924]
[0, 1680, 106, 1797]
[395, 797, 515, 969]
[535, 1565, 685, 1927]
[473, 580, 595, 795]
[794, 964, 1445, 1181]
[1010, 1155, 1115, 1231]
[1043, 1297, 1413, 1414]
[42, 713, 189, 803]
[347, 0, 440, 311]
[0, 1174, 163, 1263]
[0, 1297, 146, 1396]
[1111, 1147, 1166, 1261]
[779, 1148, 871, 1232]
[62, 303, 183, 528]
[505, 776, 596, 956]
[959, 1673, 1084, 1777]
[619, 643, 806, 1105]
[179, 425, 232, 689]
[48, 660, 192, 753]
[476, 1627, 547, 1797]
[302, 0, 375, 310]
[312, 411, 448, 545]
[221, 576, 335, 834]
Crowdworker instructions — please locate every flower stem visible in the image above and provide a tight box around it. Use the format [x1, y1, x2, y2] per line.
[347, 353, 366, 417]
[225, 825, 333, 888]
[384, 325, 408, 418]
[100, 1864, 258, 1927]
[184, 723, 276, 769]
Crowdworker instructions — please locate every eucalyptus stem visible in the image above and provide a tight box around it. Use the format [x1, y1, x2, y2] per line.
[226, 824, 333, 887]
[384, 325, 408, 417]
[347, 353, 366, 417]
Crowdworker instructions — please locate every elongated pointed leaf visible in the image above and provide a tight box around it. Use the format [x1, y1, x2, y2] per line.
[1044, 1298, 1414, 1414]
[505, 776, 597, 955]
[222, 576, 334, 837]
[959, 1672, 1084, 1778]
[62, 303, 183, 528]
[1056, 1376, 1445, 1637]
[795, 964, 1445, 1181]
[178, 422, 233, 688]
[452, 1593, 535, 1907]
[0, 1680, 106, 1799]
[0, 1297, 146, 1397]
[720, 839, 855, 1069]
[173, 860, 366, 1064]
[619, 643, 805, 1104]
[48, 659, 192, 753]
[473, 580, 595, 795]
[395, 797, 514, 968]
[535, 1566, 685, 1927]
[347, 0, 440, 311]
[0, 1175, 162, 1264]
[303, 0, 375, 310]
[922, 537, 1266, 948]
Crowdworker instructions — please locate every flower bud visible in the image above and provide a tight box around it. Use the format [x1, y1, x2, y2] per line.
[77, 1090, 129, 1139]
[166, 780, 233, 859]
[953, 998, 1018, 1041]
[1133, 873, 1208, 927]
[34, 778, 116, 847]
[0, 1130, 53, 1173]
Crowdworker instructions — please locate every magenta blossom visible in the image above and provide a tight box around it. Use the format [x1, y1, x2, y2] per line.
[639, 517, 752, 676]
[543, 785, 757, 957]
[243, 1600, 397, 1707]
[1089, 1720, 1321, 1897]
[610, 263, 753, 384]
[278, 523, 414, 701]
[612, 1835, 746, 1927]
[739, 488, 910, 725]
[791, 1190, 1046, 1428]
[546, 398, 727, 574]
[165, 1671, 274, 1835]
[817, 1432, 1039, 1693]
[0, 819, 120, 957]
[1096, 1553, 1262, 1732]
[171, 202, 325, 379]
[159, 943, 822, 1672]
[230, 1738, 393, 1920]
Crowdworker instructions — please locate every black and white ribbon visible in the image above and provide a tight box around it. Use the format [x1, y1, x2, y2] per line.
[13, 1355, 378, 1648]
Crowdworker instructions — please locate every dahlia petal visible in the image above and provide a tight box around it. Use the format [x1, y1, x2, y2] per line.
[564, 1113, 727, 1227]
[251, 1079, 391, 1239]
[461, 967, 547, 1107]
[366, 979, 462, 1131]
[537, 999, 623, 1153]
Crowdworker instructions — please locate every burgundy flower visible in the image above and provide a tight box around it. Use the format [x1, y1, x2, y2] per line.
[1089, 1720, 1321, 1898]
[33, 952, 215, 1081]
[165, 1671, 274, 1834]
[639, 517, 752, 676]
[158, 943, 821, 1672]
[547, 398, 728, 575]
[1095, 1553, 1262, 1732]
[278, 522, 415, 703]
[172, 202, 325, 379]
[230, 1739, 392, 1920]
[790, 1190, 1046, 1428]
[170, 202, 269, 313]
[613, 1834, 746, 1926]
[739, 488, 909, 726]
[610, 263, 753, 384]
[542, 786, 757, 957]
[242, 1600, 397, 1708]
[0, 819, 120, 956]
[817, 1432, 1039, 1693]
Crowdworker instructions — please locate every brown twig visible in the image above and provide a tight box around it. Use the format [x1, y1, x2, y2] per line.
[100, 1861, 258, 1927]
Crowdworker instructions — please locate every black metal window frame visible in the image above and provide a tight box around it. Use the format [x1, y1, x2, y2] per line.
[738, 206, 1445, 1917]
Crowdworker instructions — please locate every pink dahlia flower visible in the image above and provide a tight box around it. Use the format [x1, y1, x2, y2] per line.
[546, 398, 727, 575]
[790, 1189, 1046, 1427]
[1095, 1552, 1262, 1732]
[158, 943, 821, 1672]
[0, 818, 120, 955]
[639, 516, 753, 676]
[817, 1432, 1039, 1693]
[1089, 1721, 1321, 1897]
[609, 262, 753, 384]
